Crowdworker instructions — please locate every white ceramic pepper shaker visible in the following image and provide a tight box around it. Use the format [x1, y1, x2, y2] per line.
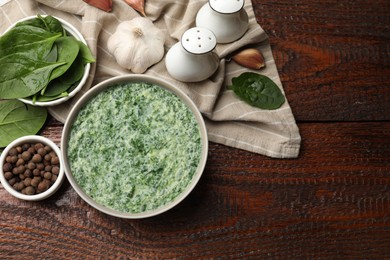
[165, 27, 219, 82]
[196, 0, 249, 44]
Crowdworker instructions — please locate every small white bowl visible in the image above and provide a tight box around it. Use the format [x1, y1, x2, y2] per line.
[0, 135, 65, 201]
[2, 15, 91, 107]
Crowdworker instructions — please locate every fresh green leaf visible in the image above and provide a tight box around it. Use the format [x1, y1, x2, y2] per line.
[229, 72, 285, 110]
[0, 100, 47, 148]
[0, 25, 61, 60]
[42, 80, 73, 97]
[40, 36, 80, 96]
[78, 41, 96, 63]
[45, 44, 58, 62]
[43, 54, 85, 97]
[0, 54, 66, 99]
[15, 17, 46, 30]
[16, 15, 65, 35]
[40, 14, 64, 34]
[48, 36, 80, 82]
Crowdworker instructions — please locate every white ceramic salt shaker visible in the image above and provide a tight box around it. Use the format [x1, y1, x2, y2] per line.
[165, 27, 219, 82]
[196, 0, 249, 43]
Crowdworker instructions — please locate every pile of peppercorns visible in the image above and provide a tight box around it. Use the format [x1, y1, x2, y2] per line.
[2, 142, 60, 195]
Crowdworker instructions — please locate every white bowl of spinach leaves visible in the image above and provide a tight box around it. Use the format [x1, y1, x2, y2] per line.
[0, 14, 95, 106]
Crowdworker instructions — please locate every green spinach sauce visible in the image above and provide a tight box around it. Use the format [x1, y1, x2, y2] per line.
[68, 83, 202, 213]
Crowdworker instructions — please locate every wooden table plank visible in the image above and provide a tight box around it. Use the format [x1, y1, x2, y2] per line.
[252, 0, 390, 121]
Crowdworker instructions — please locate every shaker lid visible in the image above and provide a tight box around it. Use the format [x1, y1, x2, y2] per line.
[209, 0, 245, 14]
[181, 27, 217, 55]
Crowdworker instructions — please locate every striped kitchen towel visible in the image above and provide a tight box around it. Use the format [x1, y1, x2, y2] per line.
[0, 0, 301, 158]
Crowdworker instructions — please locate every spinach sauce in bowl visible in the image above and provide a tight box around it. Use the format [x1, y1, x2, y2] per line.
[67, 83, 202, 213]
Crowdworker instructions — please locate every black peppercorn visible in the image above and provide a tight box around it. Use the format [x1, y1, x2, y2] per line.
[34, 143, 44, 151]
[16, 158, 25, 166]
[37, 148, 47, 156]
[27, 162, 36, 170]
[33, 169, 40, 176]
[8, 177, 17, 186]
[44, 145, 51, 153]
[32, 154, 42, 163]
[4, 171, 13, 180]
[27, 147, 35, 154]
[51, 166, 60, 175]
[37, 181, 49, 192]
[17, 165, 25, 174]
[12, 167, 19, 175]
[15, 146, 22, 153]
[21, 151, 32, 161]
[3, 162, 13, 172]
[36, 163, 44, 171]
[30, 177, 41, 187]
[24, 169, 33, 178]
[44, 172, 52, 180]
[25, 186, 35, 195]
[44, 154, 51, 162]
[8, 148, 18, 156]
[23, 178, 32, 186]
[22, 143, 30, 151]
[51, 156, 60, 165]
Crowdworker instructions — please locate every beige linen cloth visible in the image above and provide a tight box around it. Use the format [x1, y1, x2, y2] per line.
[1, 0, 301, 158]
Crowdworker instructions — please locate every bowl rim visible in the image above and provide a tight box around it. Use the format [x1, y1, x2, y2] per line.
[2, 15, 91, 107]
[0, 135, 65, 201]
[61, 74, 208, 219]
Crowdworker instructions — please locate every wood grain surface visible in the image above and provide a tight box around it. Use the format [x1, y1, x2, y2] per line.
[1, 0, 390, 259]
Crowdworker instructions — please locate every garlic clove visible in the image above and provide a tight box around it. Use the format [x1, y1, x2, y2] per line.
[123, 0, 146, 16]
[232, 48, 265, 70]
[83, 0, 112, 12]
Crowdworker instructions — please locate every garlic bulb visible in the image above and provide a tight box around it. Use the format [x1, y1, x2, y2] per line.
[107, 17, 165, 73]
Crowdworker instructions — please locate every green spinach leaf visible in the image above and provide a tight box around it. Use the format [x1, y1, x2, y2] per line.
[0, 54, 65, 99]
[229, 72, 285, 110]
[44, 54, 85, 97]
[40, 14, 64, 34]
[16, 15, 64, 35]
[15, 17, 46, 30]
[48, 36, 80, 82]
[78, 41, 96, 63]
[40, 37, 80, 96]
[0, 25, 61, 60]
[45, 44, 58, 62]
[0, 100, 47, 148]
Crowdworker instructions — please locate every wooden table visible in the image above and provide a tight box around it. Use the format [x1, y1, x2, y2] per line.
[1, 0, 390, 258]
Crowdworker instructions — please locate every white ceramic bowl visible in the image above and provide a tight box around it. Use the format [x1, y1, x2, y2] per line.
[2, 15, 91, 106]
[61, 75, 208, 219]
[0, 135, 65, 201]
